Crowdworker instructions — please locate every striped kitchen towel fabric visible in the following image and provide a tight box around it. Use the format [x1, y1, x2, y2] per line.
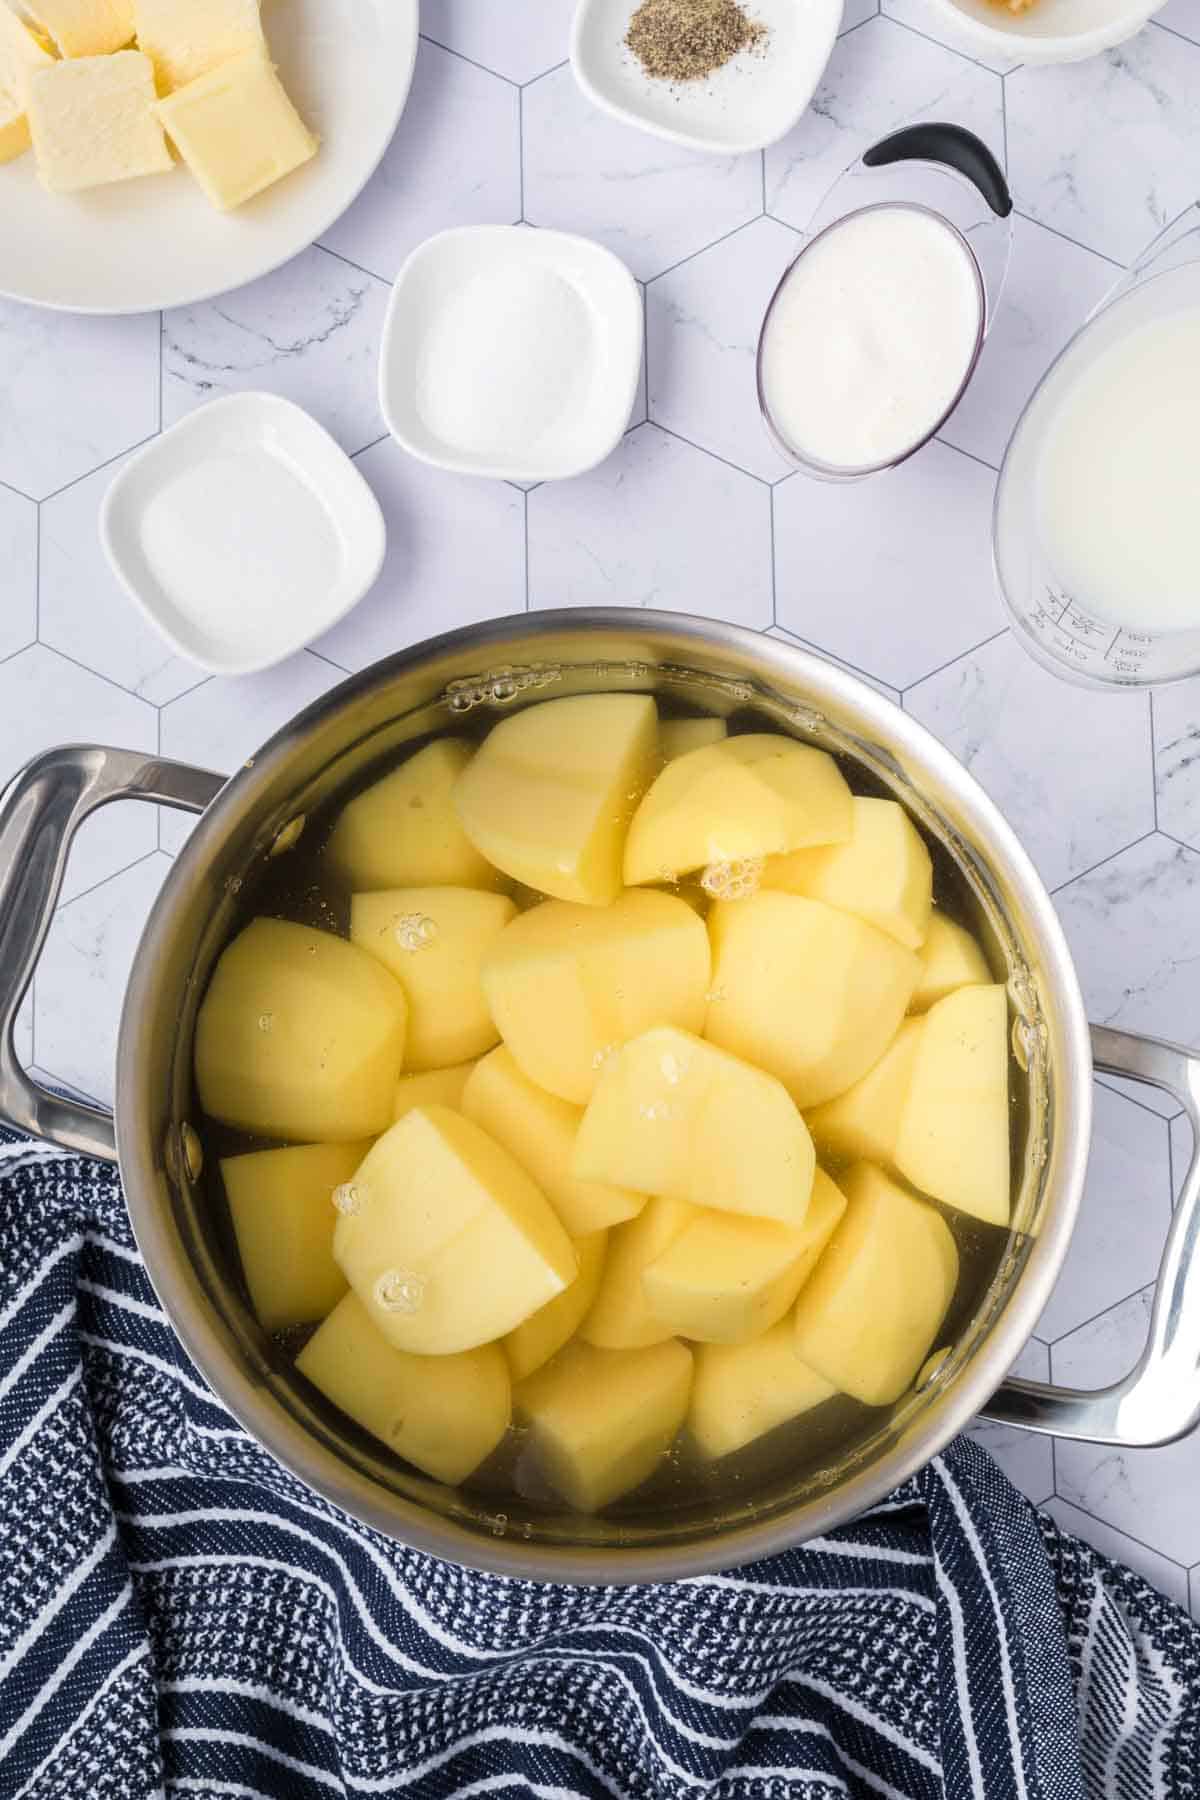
[1, 1127, 1198, 1800]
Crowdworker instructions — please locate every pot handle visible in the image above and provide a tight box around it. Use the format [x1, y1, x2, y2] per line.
[980, 1023, 1200, 1448]
[0, 744, 224, 1164]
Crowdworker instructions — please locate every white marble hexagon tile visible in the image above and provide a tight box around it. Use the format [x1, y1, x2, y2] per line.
[2, 0, 1200, 1604]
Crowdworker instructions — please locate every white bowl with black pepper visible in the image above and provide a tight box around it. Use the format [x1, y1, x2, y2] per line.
[571, 0, 842, 156]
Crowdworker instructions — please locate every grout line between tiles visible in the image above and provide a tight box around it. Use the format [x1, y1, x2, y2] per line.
[1057, 1493, 1191, 1576]
[654, 422, 772, 487]
[518, 84, 526, 221]
[39, 436, 159, 507]
[523, 489, 531, 611]
[315, 242, 392, 289]
[1047, 827, 1158, 895]
[880, 8, 1015, 77]
[418, 33, 521, 88]
[1094, 1075, 1184, 1125]
[901, 626, 1009, 695]
[1011, 210, 1126, 271]
[1148, 692, 1159, 831]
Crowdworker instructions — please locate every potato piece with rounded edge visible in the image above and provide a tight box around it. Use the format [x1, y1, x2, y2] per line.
[455, 694, 659, 906]
[297, 1292, 510, 1486]
[573, 1026, 815, 1228]
[334, 1105, 576, 1354]
[326, 739, 505, 894]
[642, 1168, 846, 1343]
[690, 1321, 837, 1460]
[351, 887, 516, 1071]
[517, 1338, 693, 1512]
[807, 1019, 924, 1169]
[792, 1163, 958, 1406]
[194, 918, 407, 1142]
[580, 1195, 697, 1349]
[910, 913, 992, 1013]
[504, 1231, 608, 1382]
[895, 985, 1010, 1226]
[706, 893, 918, 1108]
[659, 717, 727, 763]
[763, 797, 932, 951]
[393, 1061, 477, 1122]
[624, 734, 852, 887]
[221, 1140, 371, 1330]
[463, 1047, 643, 1237]
[481, 889, 709, 1105]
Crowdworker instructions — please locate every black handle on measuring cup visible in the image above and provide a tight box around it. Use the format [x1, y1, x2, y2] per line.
[863, 124, 1012, 219]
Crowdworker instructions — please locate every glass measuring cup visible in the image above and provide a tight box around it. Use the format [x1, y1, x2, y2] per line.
[994, 205, 1200, 688]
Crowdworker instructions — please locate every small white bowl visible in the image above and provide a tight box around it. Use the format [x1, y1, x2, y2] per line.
[101, 393, 385, 678]
[919, 0, 1161, 64]
[380, 225, 643, 484]
[570, 0, 842, 156]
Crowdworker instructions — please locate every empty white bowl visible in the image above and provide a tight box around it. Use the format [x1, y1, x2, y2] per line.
[570, 0, 842, 155]
[919, 0, 1162, 63]
[101, 393, 385, 677]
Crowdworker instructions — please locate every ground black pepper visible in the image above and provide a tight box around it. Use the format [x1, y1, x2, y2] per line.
[625, 0, 768, 83]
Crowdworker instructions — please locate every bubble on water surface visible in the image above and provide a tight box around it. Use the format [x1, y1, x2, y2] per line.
[701, 856, 763, 901]
[375, 1269, 426, 1314]
[591, 1042, 619, 1071]
[659, 1053, 685, 1085]
[257, 1012, 273, 1033]
[332, 1181, 363, 1216]
[392, 912, 438, 952]
[639, 1101, 672, 1122]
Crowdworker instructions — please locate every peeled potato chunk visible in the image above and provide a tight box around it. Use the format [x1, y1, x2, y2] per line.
[643, 1168, 847, 1344]
[504, 1230, 608, 1382]
[326, 739, 504, 893]
[221, 1140, 370, 1331]
[297, 1291, 510, 1486]
[194, 918, 408, 1142]
[764, 797, 932, 951]
[517, 1338, 693, 1512]
[894, 985, 1010, 1226]
[624, 734, 852, 887]
[393, 1061, 477, 1122]
[573, 1026, 816, 1228]
[706, 893, 919, 1108]
[910, 913, 992, 1013]
[659, 717, 727, 763]
[690, 1321, 837, 1460]
[463, 1047, 643, 1237]
[481, 889, 709, 1105]
[454, 693, 659, 906]
[333, 1105, 576, 1354]
[351, 886, 515, 1071]
[793, 1163, 958, 1406]
[581, 1194, 697, 1349]
[807, 1018, 924, 1169]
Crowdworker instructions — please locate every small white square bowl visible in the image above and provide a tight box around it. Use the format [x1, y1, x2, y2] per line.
[100, 392, 385, 678]
[379, 225, 643, 484]
[570, 0, 843, 156]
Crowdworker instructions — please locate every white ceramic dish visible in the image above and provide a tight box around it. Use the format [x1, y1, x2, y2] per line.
[919, 0, 1161, 64]
[100, 391, 386, 676]
[380, 226, 643, 484]
[0, 0, 418, 314]
[570, 0, 842, 155]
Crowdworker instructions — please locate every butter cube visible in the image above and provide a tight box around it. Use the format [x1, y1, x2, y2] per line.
[133, 0, 263, 93]
[155, 49, 316, 211]
[23, 0, 134, 57]
[28, 51, 171, 192]
[0, 5, 55, 106]
[0, 89, 29, 161]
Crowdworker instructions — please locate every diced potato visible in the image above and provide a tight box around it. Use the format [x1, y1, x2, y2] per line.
[455, 694, 659, 906]
[807, 1019, 924, 1168]
[580, 1195, 697, 1349]
[24, 0, 134, 58]
[642, 1169, 846, 1343]
[573, 1026, 815, 1228]
[462, 1047, 643, 1237]
[690, 1322, 837, 1459]
[393, 1061, 477, 1122]
[910, 913, 992, 1012]
[296, 1292, 510, 1486]
[894, 985, 1010, 1226]
[333, 1105, 576, 1354]
[517, 1338, 692, 1512]
[624, 734, 852, 887]
[481, 889, 709, 1105]
[706, 893, 919, 1108]
[792, 1163, 958, 1406]
[659, 717, 727, 763]
[326, 740, 504, 895]
[221, 1140, 370, 1331]
[351, 886, 515, 1070]
[504, 1230, 608, 1382]
[764, 797, 932, 951]
[194, 918, 407, 1142]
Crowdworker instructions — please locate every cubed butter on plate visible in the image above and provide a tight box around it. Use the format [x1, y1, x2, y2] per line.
[155, 49, 317, 211]
[133, 0, 264, 93]
[0, 5, 54, 107]
[0, 91, 29, 162]
[28, 52, 172, 193]
[24, 0, 134, 58]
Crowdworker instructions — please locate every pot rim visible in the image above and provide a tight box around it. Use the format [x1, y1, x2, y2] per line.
[117, 608, 1092, 1582]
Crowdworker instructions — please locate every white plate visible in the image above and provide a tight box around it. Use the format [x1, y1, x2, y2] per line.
[570, 0, 842, 156]
[100, 391, 385, 675]
[920, 0, 1160, 64]
[0, 0, 418, 314]
[380, 225, 643, 483]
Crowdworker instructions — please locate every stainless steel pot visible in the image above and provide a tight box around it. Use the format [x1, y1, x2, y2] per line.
[1, 611, 1197, 1584]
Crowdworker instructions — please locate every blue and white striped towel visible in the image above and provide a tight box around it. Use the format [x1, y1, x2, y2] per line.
[1, 1126, 1197, 1800]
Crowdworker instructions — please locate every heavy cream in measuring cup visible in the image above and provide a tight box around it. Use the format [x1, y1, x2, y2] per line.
[759, 204, 983, 474]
